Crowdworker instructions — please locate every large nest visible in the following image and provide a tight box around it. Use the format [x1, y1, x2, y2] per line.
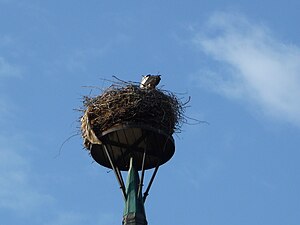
[80, 82, 188, 149]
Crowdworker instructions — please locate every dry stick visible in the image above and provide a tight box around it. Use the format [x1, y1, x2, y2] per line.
[55, 133, 80, 158]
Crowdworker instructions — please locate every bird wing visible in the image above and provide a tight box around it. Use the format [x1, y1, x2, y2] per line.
[140, 75, 150, 88]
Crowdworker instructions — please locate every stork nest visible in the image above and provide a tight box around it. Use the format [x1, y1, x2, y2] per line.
[80, 82, 188, 149]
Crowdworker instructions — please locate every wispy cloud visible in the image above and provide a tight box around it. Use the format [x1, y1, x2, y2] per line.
[0, 35, 13, 47]
[177, 157, 221, 190]
[43, 212, 88, 225]
[0, 135, 53, 214]
[0, 34, 21, 78]
[0, 56, 21, 78]
[0, 99, 12, 120]
[0, 35, 52, 218]
[192, 12, 300, 126]
[43, 211, 117, 225]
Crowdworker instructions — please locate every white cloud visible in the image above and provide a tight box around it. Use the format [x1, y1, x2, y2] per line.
[0, 56, 21, 78]
[0, 34, 21, 78]
[0, 135, 53, 214]
[0, 99, 11, 119]
[43, 212, 87, 225]
[192, 12, 300, 126]
[0, 35, 13, 47]
[43, 211, 116, 225]
[0, 41, 51, 217]
[178, 157, 221, 190]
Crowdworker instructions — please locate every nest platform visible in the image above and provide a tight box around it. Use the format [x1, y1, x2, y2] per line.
[80, 82, 185, 170]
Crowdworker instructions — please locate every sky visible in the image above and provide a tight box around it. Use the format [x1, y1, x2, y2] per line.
[1, 1, 300, 225]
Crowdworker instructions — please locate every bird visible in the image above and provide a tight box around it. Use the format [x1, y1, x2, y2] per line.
[140, 75, 161, 89]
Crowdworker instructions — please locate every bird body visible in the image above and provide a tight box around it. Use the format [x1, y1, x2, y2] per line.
[140, 75, 161, 89]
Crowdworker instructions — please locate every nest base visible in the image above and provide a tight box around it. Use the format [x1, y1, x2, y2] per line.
[90, 123, 175, 171]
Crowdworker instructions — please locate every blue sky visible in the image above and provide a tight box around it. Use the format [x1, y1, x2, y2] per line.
[1, 1, 300, 225]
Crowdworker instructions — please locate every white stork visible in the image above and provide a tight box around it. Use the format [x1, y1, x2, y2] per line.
[140, 75, 161, 89]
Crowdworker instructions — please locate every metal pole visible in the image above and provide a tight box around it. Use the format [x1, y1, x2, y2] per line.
[103, 145, 127, 201]
[137, 148, 147, 197]
[143, 165, 159, 203]
[123, 157, 147, 225]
